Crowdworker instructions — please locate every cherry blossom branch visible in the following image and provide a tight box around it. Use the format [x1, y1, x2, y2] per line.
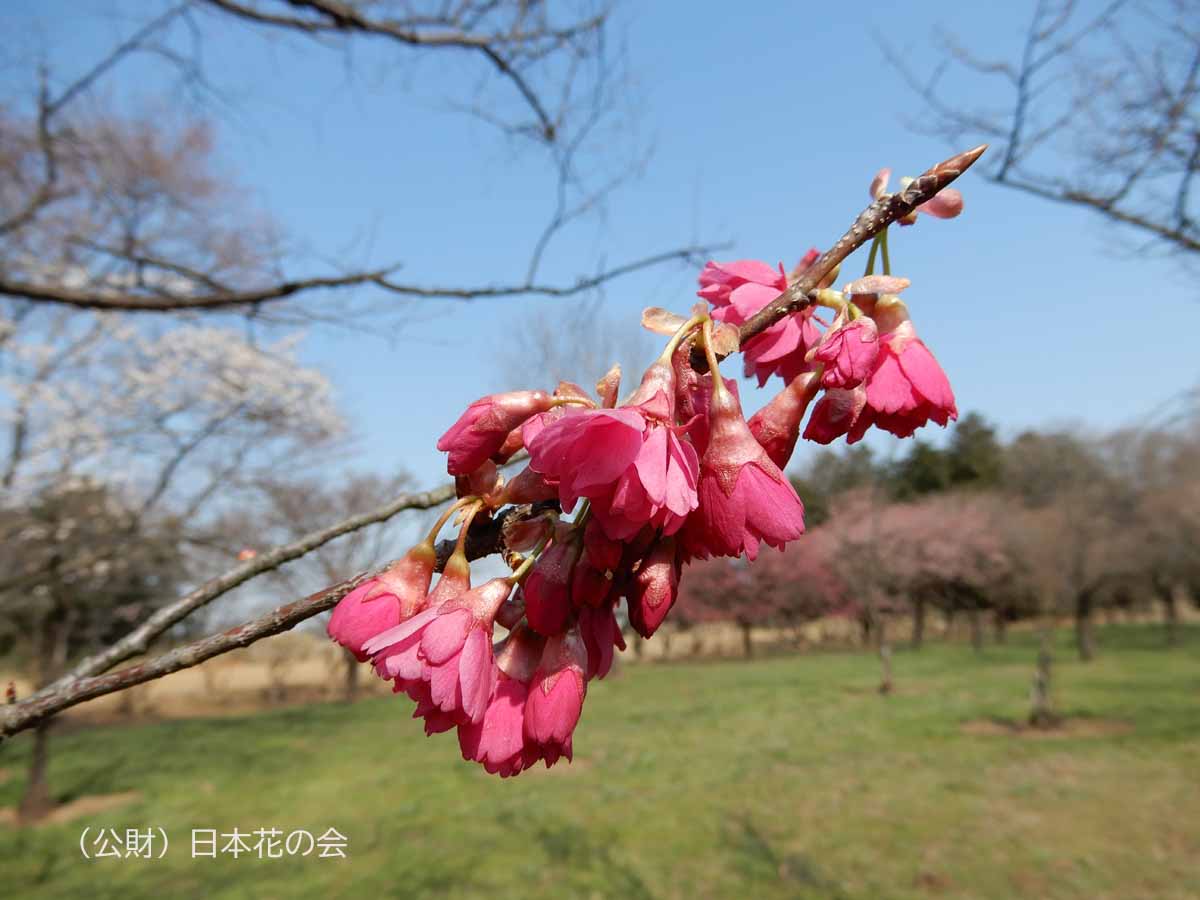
[733, 144, 987, 350]
[0, 147, 985, 741]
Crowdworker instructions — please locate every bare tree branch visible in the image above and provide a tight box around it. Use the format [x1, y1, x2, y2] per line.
[1, 566, 375, 738]
[197, 0, 608, 142]
[887, 0, 1200, 257]
[17, 482, 456, 709]
[1, 245, 723, 311]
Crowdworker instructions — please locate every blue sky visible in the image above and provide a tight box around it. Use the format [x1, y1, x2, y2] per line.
[7, 0, 1196, 491]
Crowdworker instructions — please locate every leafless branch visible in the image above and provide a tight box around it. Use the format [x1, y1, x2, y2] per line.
[886, 0, 1200, 256]
[1, 245, 723, 311]
[198, 0, 608, 143]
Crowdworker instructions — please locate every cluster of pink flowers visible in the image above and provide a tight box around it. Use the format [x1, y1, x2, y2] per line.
[703, 168, 960, 446]
[324, 168, 961, 776]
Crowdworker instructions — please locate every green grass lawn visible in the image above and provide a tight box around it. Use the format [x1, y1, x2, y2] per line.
[2, 624, 1198, 899]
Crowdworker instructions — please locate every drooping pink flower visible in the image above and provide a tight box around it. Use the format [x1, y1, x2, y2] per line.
[698, 259, 823, 386]
[438, 391, 554, 476]
[860, 296, 957, 438]
[870, 167, 964, 225]
[364, 575, 513, 726]
[577, 602, 625, 679]
[802, 385, 869, 445]
[458, 624, 546, 777]
[672, 344, 729, 458]
[327, 541, 436, 661]
[747, 372, 819, 470]
[497, 465, 558, 505]
[524, 626, 588, 767]
[684, 384, 805, 561]
[526, 362, 699, 541]
[522, 537, 580, 636]
[810, 317, 879, 390]
[524, 406, 647, 507]
[569, 520, 622, 608]
[397, 678, 465, 736]
[367, 552, 471, 686]
[626, 538, 682, 638]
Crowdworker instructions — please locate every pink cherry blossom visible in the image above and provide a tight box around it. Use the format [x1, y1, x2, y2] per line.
[458, 624, 546, 777]
[626, 538, 681, 638]
[860, 298, 957, 438]
[526, 362, 699, 541]
[802, 385, 869, 445]
[364, 575, 513, 726]
[437, 390, 554, 476]
[366, 554, 471, 685]
[327, 542, 435, 661]
[684, 385, 805, 561]
[698, 259, 822, 386]
[811, 317, 879, 390]
[522, 537, 579, 636]
[524, 626, 588, 767]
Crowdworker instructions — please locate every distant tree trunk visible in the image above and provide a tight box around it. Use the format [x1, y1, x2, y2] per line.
[632, 632, 644, 659]
[1075, 590, 1095, 661]
[993, 608, 1008, 644]
[911, 596, 926, 650]
[942, 608, 956, 640]
[342, 648, 360, 703]
[739, 621, 754, 659]
[1159, 583, 1180, 648]
[877, 617, 894, 696]
[18, 721, 53, 823]
[21, 604, 68, 824]
[1029, 627, 1057, 729]
[968, 603, 984, 652]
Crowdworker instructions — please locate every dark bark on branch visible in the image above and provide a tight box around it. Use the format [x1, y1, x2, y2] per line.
[199, 0, 605, 142]
[3, 246, 721, 312]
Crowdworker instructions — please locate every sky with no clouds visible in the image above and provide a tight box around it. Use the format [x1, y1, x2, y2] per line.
[6, 0, 1196, 492]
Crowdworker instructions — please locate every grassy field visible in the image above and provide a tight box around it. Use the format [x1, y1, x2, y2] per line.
[1, 624, 1198, 899]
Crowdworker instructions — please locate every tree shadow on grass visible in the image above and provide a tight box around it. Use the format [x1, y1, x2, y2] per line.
[530, 818, 656, 899]
[723, 815, 850, 899]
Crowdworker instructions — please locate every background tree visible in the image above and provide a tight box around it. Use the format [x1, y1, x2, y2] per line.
[201, 472, 415, 701]
[0, 479, 185, 822]
[890, 0, 1200, 258]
